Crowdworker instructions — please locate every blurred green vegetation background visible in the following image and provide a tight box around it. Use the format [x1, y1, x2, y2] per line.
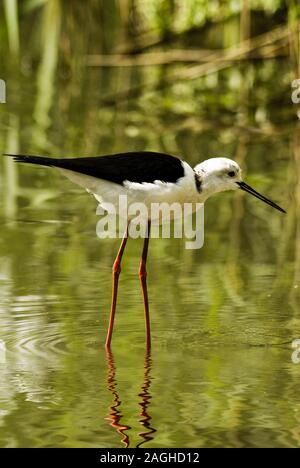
[0, 0, 300, 448]
[1, 0, 299, 151]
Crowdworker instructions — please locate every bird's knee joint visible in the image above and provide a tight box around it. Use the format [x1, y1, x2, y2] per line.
[112, 263, 121, 276]
[139, 267, 147, 279]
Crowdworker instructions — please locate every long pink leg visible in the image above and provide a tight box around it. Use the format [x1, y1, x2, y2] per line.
[105, 224, 129, 349]
[139, 221, 151, 349]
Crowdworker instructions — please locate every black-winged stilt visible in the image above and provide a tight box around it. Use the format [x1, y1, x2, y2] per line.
[4, 152, 286, 349]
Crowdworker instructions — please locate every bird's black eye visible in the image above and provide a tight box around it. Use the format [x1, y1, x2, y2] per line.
[228, 171, 236, 177]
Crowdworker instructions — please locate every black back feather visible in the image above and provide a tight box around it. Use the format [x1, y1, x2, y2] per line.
[4, 152, 185, 185]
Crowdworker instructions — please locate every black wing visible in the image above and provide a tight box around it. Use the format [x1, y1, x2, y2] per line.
[4, 152, 185, 185]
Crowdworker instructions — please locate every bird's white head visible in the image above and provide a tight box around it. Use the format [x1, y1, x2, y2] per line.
[194, 157, 242, 198]
[194, 157, 285, 213]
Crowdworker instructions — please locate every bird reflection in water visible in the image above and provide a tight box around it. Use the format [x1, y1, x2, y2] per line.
[105, 349, 131, 447]
[105, 348, 156, 448]
[136, 351, 156, 448]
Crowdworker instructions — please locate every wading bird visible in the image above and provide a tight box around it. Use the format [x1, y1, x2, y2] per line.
[4, 152, 285, 349]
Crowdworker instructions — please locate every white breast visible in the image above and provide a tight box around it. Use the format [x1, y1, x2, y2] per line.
[58, 162, 203, 223]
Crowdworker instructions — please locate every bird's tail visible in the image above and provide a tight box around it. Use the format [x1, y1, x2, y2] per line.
[3, 153, 60, 168]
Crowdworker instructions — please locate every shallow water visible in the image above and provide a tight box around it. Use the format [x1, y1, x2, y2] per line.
[1, 6, 300, 448]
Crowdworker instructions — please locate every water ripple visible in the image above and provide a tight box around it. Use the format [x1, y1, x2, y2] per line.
[2, 294, 70, 362]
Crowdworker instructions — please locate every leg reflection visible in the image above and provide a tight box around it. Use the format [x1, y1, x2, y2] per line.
[136, 349, 156, 448]
[105, 348, 157, 448]
[105, 349, 131, 448]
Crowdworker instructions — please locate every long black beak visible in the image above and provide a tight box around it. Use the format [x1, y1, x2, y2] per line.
[237, 182, 286, 214]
